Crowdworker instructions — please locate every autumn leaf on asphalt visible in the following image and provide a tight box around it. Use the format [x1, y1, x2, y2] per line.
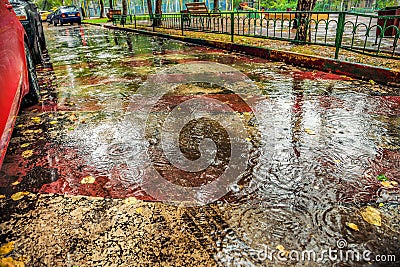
[49, 120, 58, 125]
[0, 195, 5, 199]
[381, 181, 398, 188]
[0, 257, 25, 267]
[0, 242, 14, 255]
[124, 197, 138, 205]
[11, 181, 20, 186]
[21, 150, 33, 159]
[10, 192, 29, 201]
[346, 222, 359, 231]
[360, 206, 381, 227]
[22, 130, 34, 135]
[304, 128, 316, 135]
[20, 143, 30, 148]
[80, 176, 95, 184]
[31, 117, 41, 123]
[276, 245, 289, 256]
[135, 207, 143, 213]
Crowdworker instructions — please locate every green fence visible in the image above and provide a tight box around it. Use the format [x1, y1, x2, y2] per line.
[119, 11, 400, 60]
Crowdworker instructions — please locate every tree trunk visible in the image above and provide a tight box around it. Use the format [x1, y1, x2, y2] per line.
[100, 0, 105, 18]
[294, 0, 317, 42]
[213, 0, 219, 11]
[109, 0, 113, 10]
[122, 0, 128, 15]
[147, 0, 153, 16]
[153, 0, 162, 26]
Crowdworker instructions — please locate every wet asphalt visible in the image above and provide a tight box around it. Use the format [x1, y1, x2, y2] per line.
[0, 24, 399, 266]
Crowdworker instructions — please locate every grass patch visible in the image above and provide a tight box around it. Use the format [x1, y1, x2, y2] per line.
[83, 18, 108, 23]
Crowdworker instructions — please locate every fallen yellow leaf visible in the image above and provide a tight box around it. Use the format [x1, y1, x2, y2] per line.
[381, 181, 394, 188]
[10, 192, 29, 201]
[68, 114, 78, 121]
[20, 143, 30, 148]
[0, 242, 14, 255]
[381, 181, 398, 188]
[11, 181, 20, 186]
[136, 207, 143, 213]
[360, 206, 381, 227]
[49, 121, 58, 125]
[80, 176, 95, 184]
[33, 129, 42, 134]
[21, 150, 33, 159]
[22, 130, 34, 135]
[31, 117, 41, 123]
[0, 256, 25, 267]
[124, 197, 138, 205]
[304, 128, 316, 135]
[0, 195, 5, 199]
[276, 245, 289, 256]
[346, 222, 359, 231]
[276, 245, 285, 251]
[334, 159, 341, 163]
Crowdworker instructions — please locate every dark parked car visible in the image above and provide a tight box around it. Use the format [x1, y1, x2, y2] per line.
[10, 0, 46, 64]
[46, 10, 54, 23]
[1, 0, 40, 168]
[52, 5, 81, 26]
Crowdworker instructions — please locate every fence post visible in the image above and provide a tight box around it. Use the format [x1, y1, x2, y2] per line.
[230, 12, 234, 43]
[181, 13, 184, 36]
[134, 14, 136, 29]
[334, 12, 346, 59]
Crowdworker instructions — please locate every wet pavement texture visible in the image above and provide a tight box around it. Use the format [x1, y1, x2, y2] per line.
[0, 24, 400, 266]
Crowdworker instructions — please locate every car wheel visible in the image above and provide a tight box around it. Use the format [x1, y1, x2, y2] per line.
[22, 42, 40, 107]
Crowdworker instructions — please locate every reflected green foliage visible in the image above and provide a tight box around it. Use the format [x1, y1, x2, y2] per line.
[259, 0, 298, 10]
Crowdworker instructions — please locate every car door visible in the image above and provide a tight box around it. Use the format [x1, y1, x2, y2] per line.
[0, 0, 29, 166]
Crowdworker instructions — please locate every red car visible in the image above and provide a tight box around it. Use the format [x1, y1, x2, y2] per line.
[0, 0, 40, 168]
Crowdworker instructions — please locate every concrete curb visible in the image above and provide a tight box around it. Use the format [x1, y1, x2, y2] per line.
[85, 22, 400, 87]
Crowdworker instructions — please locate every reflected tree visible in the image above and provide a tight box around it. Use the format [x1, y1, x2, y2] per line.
[154, 0, 162, 26]
[122, 0, 128, 15]
[99, 0, 105, 17]
[295, 0, 317, 42]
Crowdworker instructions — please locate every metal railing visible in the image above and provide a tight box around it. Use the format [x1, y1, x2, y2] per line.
[120, 11, 400, 60]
